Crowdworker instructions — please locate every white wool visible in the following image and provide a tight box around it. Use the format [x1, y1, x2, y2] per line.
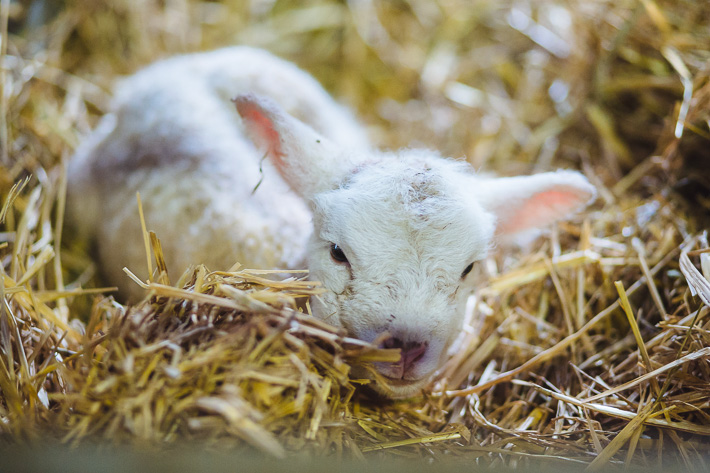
[68, 46, 596, 398]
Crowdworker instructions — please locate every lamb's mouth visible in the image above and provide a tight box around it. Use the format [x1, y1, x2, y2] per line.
[375, 362, 432, 389]
[381, 376, 417, 387]
[381, 371, 433, 389]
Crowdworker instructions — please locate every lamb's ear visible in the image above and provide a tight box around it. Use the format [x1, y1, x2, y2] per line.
[234, 93, 347, 198]
[475, 170, 596, 235]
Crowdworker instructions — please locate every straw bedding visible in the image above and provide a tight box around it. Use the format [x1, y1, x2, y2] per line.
[1, 0, 709, 469]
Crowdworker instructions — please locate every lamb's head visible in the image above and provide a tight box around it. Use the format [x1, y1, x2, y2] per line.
[235, 94, 596, 398]
[306, 156, 496, 397]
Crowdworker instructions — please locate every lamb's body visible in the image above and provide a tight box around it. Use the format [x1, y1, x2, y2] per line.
[69, 47, 366, 299]
[69, 47, 596, 398]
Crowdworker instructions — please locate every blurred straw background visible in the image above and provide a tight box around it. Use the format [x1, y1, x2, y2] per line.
[1, 0, 710, 469]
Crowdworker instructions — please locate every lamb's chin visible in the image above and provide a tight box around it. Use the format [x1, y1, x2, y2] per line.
[349, 365, 430, 399]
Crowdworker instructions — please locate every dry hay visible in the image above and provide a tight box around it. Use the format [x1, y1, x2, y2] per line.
[1, 0, 710, 470]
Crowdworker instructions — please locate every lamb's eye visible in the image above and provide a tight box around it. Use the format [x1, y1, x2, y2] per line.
[330, 243, 349, 264]
[461, 262, 475, 279]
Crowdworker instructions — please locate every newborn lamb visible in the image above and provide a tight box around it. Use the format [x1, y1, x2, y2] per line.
[68, 46, 596, 398]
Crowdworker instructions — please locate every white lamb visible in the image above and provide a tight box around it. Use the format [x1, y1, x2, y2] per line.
[67, 46, 596, 398]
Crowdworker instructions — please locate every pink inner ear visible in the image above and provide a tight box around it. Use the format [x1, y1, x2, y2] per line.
[497, 189, 584, 235]
[240, 103, 283, 158]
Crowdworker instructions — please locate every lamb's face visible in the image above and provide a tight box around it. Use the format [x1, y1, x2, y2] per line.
[307, 156, 495, 398]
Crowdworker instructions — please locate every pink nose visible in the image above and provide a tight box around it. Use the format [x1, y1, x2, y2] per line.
[383, 337, 428, 377]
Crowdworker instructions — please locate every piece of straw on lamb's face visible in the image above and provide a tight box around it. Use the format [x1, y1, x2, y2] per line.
[68, 47, 596, 399]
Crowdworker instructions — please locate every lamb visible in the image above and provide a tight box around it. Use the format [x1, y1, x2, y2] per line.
[67, 46, 596, 398]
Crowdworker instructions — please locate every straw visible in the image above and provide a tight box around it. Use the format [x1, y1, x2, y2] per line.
[1, 0, 710, 468]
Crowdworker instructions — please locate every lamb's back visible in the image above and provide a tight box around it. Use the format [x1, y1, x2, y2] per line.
[67, 47, 368, 300]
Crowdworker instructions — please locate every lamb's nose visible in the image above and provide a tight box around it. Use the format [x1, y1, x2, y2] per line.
[383, 337, 428, 374]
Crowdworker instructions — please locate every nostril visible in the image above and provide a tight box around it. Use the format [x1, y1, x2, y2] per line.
[402, 342, 427, 369]
[381, 336, 428, 377]
[407, 343, 427, 364]
[383, 337, 404, 350]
